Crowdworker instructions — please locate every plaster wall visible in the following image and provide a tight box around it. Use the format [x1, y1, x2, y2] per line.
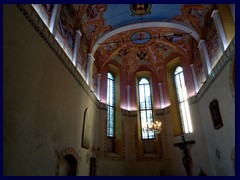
[96, 105, 212, 176]
[96, 109, 166, 176]
[3, 5, 98, 176]
[197, 62, 235, 175]
[160, 104, 212, 176]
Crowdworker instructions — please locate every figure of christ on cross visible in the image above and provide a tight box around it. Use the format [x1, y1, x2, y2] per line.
[174, 135, 195, 176]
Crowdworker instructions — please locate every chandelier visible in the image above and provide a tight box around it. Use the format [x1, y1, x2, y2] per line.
[144, 121, 162, 134]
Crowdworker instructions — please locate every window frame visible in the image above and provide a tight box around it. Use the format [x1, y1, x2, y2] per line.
[174, 66, 193, 134]
[138, 77, 155, 140]
[107, 72, 115, 138]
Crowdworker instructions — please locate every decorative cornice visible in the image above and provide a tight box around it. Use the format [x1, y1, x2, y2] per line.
[17, 4, 99, 107]
[99, 102, 108, 110]
[196, 37, 235, 100]
[229, 60, 235, 102]
[99, 103, 170, 116]
[188, 95, 198, 104]
[121, 109, 138, 117]
[155, 107, 170, 116]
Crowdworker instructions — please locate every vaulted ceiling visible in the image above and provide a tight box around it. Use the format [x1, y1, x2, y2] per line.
[62, 4, 215, 78]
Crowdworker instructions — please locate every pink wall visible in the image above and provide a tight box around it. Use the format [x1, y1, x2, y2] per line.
[99, 65, 108, 104]
[99, 58, 195, 110]
[181, 58, 196, 98]
[159, 67, 170, 108]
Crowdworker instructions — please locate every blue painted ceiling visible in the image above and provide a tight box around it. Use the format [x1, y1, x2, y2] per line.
[103, 4, 183, 29]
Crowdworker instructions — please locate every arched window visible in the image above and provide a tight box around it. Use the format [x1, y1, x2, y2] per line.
[174, 66, 193, 133]
[138, 78, 155, 139]
[107, 72, 115, 137]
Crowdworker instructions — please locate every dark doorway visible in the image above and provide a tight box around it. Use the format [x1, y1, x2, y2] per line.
[59, 154, 77, 176]
[90, 157, 96, 176]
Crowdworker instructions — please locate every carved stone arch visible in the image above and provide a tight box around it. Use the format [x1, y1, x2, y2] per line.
[229, 58, 235, 102]
[56, 147, 80, 176]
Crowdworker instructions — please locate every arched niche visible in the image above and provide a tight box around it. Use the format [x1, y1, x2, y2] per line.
[56, 147, 80, 176]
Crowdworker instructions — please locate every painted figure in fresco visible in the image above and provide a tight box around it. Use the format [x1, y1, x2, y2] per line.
[164, 33, 183, 42]
[86, 4, 104, 20]
[188, 8, 204, 24]
[131, 31, 151, 44]
[103, 42, 117, 52]
[155, 43, 169, 53]
[135, 32, 147, 41]
[59, 5, 75, 49]
[42, 4, 54, 17]
[118, 48, 129, 57]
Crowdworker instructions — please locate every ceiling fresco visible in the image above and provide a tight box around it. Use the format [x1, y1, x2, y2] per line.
[102, 4, 183, 29]
[95, 27, 193, 77]
[69, 4, 213, 80]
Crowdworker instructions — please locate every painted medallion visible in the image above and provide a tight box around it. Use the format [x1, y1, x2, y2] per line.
[131, 31, 151, 44]
[130, 4, 151, 16]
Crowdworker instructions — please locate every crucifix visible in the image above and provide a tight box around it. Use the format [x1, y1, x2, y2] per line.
[174, 135, 195, 176]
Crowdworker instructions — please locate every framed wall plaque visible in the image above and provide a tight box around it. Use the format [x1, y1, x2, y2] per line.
[209, 99, 223, 129]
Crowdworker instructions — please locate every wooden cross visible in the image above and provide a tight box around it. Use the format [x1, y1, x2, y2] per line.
[174, 135, 195, 176]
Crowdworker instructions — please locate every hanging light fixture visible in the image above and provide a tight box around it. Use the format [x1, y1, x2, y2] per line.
[144, 121, 162, 134]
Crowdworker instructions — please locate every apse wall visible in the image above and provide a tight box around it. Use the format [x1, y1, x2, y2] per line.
[4, 5, 98, 175]
[96, 108, 168, 176]
[96, 104, 213, 176]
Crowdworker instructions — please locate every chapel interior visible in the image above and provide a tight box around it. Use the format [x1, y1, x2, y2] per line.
[3, 4, 235, 176]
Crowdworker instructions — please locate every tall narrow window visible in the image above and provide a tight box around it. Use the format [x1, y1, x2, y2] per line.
[107, 72, 115, 137]
[138, 78, 155, 139]
[174, 67, 193, 133]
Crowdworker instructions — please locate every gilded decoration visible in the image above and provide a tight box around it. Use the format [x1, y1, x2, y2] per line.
[130, 4, 152, 16]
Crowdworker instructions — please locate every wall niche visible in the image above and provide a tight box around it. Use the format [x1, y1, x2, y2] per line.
[56, 147, 80, 176]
